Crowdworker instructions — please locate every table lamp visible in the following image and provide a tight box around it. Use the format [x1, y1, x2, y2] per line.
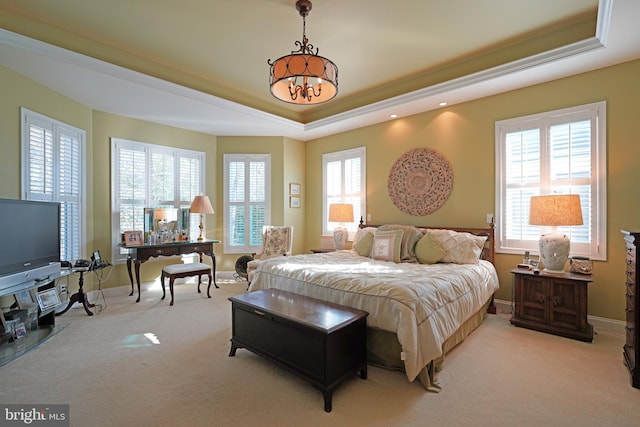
[529, 194, 583, 273]
[329, 203, 354, 250]
[190, 195, 215, 241]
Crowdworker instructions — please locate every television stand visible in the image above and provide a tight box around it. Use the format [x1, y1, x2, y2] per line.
[0, 271, 69, 367]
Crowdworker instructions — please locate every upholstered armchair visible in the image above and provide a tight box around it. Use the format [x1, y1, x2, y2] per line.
[246, 225, 294, 285]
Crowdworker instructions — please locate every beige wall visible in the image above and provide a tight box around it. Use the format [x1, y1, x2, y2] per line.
[2, 58, 639, 321]
[306, 59, 640, 321]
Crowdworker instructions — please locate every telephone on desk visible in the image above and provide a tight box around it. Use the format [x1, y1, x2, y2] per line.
[65, 251, 110, 271]
[74, 259, 91, 268]
[91, 250, 111, 269]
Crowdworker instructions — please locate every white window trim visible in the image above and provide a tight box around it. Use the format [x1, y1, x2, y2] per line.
[322, 147, 366, 237]
[20, 107, 86, 260]
[495, 101, 607, 260]
[111, 138, 206, 263]
[223, 154, 271, 254]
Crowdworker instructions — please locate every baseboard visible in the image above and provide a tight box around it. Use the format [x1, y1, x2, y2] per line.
[494, 298, 625, 338]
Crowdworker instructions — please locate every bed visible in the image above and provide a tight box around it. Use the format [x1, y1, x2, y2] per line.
[248, 223, 499, 391]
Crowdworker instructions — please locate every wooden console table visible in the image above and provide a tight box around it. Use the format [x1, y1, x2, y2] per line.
[121, 240, 219, 302]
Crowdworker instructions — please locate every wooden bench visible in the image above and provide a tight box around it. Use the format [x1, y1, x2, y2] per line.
[161, 262, 215, 306]
[228, 288, 368, 412]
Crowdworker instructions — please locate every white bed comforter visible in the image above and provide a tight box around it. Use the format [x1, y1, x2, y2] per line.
[248, 250, 499, 381]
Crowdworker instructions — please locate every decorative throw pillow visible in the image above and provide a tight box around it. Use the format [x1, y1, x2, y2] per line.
[263, 227, 291, 258]
[377, 224, 424, 263]
[370, 229, 403, 263]
[353, 227, 377, 246]
[415, 232, 446, 264]
[353, 231, 374, 257]
[427, 229, 487, 264]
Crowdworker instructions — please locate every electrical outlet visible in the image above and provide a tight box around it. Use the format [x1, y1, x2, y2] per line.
[486, 213, 494, 224]
[59, 283, 67, 293]
[366, 214, 372, 222]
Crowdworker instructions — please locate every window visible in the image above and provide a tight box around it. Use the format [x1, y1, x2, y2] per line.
[111, 138, 205, 262]
[322, 147, 366, 237]
[21, 108, 86, 261]
[223, 154, 271, 254]
[495, 101, 606, 260]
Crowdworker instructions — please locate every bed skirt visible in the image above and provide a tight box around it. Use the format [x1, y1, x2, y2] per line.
[366, 300, 491, 392]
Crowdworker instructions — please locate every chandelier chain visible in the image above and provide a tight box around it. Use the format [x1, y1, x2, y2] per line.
[292, 15, 318, 56]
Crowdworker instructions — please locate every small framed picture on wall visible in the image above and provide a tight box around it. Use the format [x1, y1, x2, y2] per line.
[290, 196, 301, 208]
[289, 183, 301, 196]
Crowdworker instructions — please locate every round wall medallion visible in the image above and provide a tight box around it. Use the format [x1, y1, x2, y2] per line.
[387, 148, 453, 216]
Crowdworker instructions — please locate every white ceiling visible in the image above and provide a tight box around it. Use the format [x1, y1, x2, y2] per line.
[0, 0, 639, 141]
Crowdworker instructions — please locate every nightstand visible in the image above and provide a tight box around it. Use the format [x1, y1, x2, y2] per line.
[510, 268, 593, 342]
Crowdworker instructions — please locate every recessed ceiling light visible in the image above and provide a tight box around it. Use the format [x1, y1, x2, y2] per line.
[439, 102, 448, 107]
[390, 114, 398, 118]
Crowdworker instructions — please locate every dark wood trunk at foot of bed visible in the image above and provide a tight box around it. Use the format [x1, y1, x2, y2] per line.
[228, 289, 368, 412]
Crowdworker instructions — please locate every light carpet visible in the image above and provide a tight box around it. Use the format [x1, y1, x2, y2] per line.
[1, 274, 639, 427]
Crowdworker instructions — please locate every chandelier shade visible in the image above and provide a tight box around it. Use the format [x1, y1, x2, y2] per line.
[268, 0, 338, 105]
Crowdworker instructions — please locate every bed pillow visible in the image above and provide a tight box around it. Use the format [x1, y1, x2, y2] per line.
[353, 231, 374, 257]
[353, 227, 377, 246]
[415, 232, 446, 264]
[370, 229, 403, 263]
[427, 229, 487, 264]
[377, 224, 424, 263]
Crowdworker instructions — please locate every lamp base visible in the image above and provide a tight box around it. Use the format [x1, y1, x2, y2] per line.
[197, 215, 204, 241]
[539, 232, 570, 273]
[333, 227, 348, 250]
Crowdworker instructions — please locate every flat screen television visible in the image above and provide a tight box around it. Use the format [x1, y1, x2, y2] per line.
[0, 198, 61, 293]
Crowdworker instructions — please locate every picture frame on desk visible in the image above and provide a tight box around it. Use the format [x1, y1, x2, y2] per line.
[14, 289, 37, 310]
[14, 322, 27, 340]
[124, 230, 144, 246]
[36, 288, 61, 311]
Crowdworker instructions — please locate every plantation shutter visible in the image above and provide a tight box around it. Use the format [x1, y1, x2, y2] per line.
[323, 147, 366, 237]
[112, 138, 205, 260]
[223, 154, 271, 253]
[496, 102, 606, 259]
[22, 108, 85, 262]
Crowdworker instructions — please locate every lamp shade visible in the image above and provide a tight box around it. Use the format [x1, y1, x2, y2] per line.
[328, 203, 354, 223]
[529, 194, 583, 226]
[154, 207, 176, 221]
[190, 195, 214, 214]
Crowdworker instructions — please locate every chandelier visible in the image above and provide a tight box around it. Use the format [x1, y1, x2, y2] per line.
[268, 0, 338, 105]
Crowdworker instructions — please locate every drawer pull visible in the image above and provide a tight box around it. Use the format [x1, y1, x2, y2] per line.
[254, 310, 266, 316]
[625, 326, 634, 332]
[626, 308, 634, 313]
